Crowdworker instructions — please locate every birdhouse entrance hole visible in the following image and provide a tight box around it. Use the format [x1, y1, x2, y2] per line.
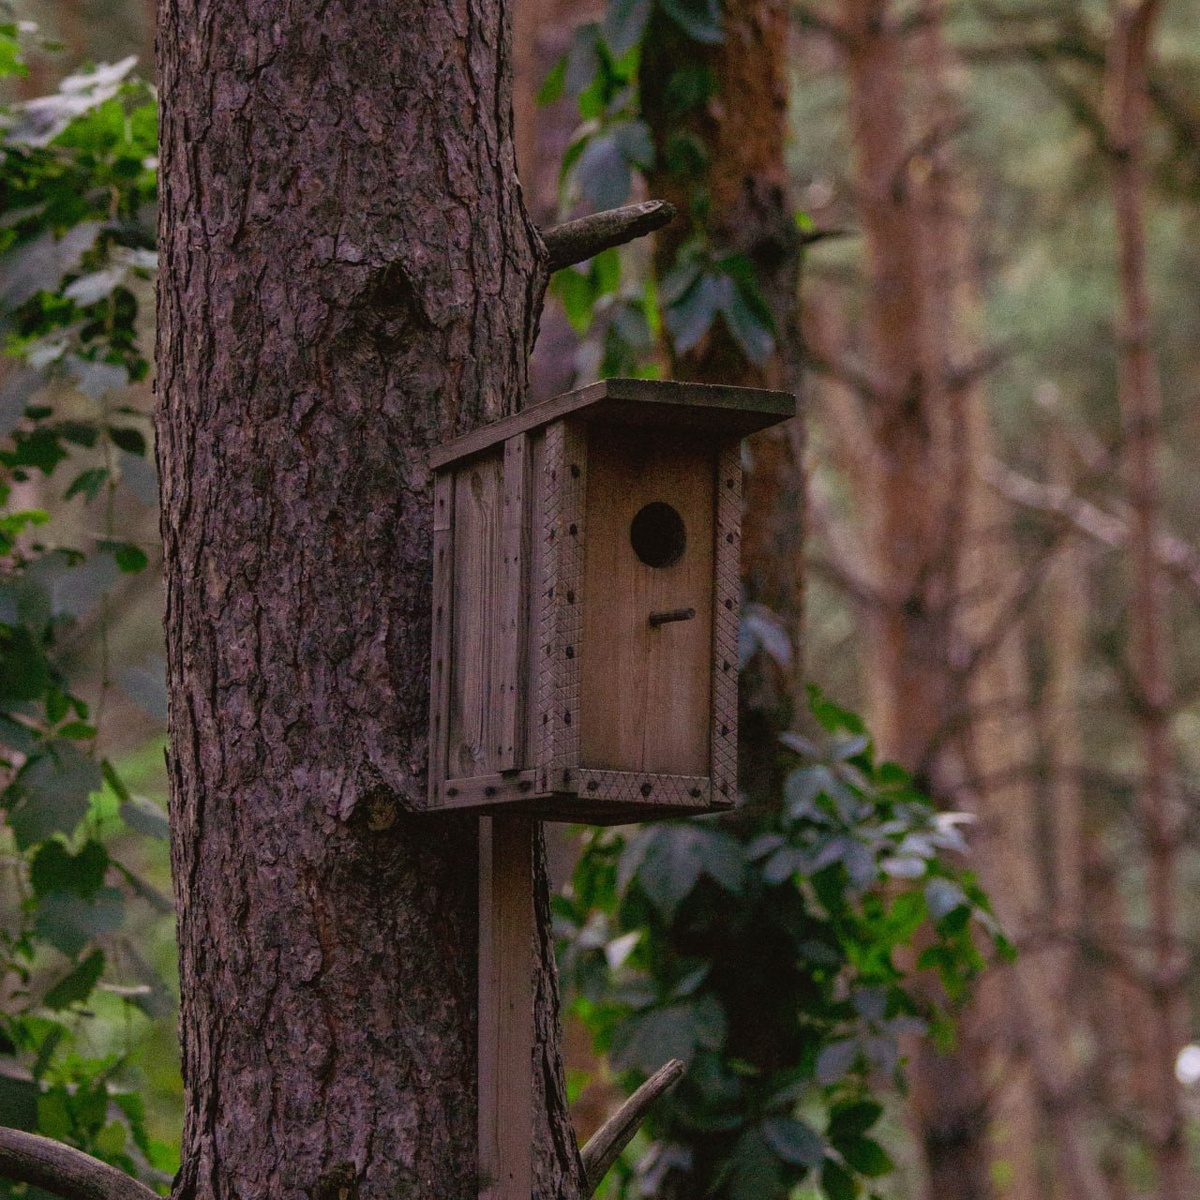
[630, 502, 687, 568]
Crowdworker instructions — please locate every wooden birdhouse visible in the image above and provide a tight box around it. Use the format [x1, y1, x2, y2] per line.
[428, 378, 794, 822]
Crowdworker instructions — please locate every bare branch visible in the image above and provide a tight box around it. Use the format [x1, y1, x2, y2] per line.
[798, 226, 855, 247]
[541, 201, 675, 274]
[581, 1059, 684, 1194]
[0, 1128, 159, 1200]
[983, 458, 1200, 600]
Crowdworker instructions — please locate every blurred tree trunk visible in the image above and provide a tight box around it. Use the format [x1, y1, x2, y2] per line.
[1045, 427, 1086, 1005]
[156, 2, 584, 1197]
[1105, 2, 1190, 1196]
[835, 5, 992, 1197]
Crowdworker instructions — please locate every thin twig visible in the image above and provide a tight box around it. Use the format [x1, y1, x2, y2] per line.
[581, 1059, 685, 1194]
[0, 1127, 158, 1200]
[540, 201, 675, 274]
[983, 457, 1200, 600]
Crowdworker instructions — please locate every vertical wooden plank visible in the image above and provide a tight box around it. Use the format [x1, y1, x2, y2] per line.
[495, 434, 531, 772]
[449, 452, 504, 778]
[528, 432, 548, 785]
[711, 440, 741, 806]
[546, 420, 587, 790]
[537, 421, 586, 792]
[429, 471, 455, 807]
[477, 816, 534, 1200]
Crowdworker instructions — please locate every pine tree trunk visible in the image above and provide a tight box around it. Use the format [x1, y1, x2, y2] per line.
[1106, 3, 1190, 1196]
[836, 6, 991, 1195]
[156, 3, 583, 1196]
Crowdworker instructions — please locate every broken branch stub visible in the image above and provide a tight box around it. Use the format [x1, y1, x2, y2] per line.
[541, 201, 676, 274]
[580, 1058, 686, 1195]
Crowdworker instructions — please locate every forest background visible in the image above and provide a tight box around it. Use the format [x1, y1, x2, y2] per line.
[0, 0, 1197, 1197]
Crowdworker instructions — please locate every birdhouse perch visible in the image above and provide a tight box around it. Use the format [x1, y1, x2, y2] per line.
[428, 377, 795, 822]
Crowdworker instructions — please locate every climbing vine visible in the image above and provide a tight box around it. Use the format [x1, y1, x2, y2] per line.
[558, 682, 1009, 1200]
[542, 0, 787, 377]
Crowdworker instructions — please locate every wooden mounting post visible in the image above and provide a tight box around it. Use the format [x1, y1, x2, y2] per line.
[478, 815, 535, 1200]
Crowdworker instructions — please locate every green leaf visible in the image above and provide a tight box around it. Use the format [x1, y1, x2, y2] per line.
[609, 1004, 698, 1072]
[726, 1128, 785, 1200]
[538, 57, 566, 106]
[100, 759, 131, 802]
[612, 119, 654, 170]
[34, 888, 123, 958]
[762, 1116, 825, 1167]
[0, 1072, 39, 1133]
[43, 948, 105, 1011]
[822, 1157, 859, 1200]
[5, 742, 102, 849]
[110, 542, 148, 574]
[118, 794, 169, 840]
[807, 683, 867, 736]
[603, 0, 653, 55]
[46, 689, 70, 725]
[575, 134, 632, 210]
[828, 1100, 883, 1141]
[0, 625, 51, 705]
[565, 23, 601, 98]
[665, 273, 726, 354]
[552, 268, 597, 333]
[592, 247, 621, 294]
[625, 825, 744, 919]
[721, 283, 775, 365]
[0, 715, 38, 755]
[37, 1088, 71, 1143]
[93, 1119, 126, 1159]
[658, 0, 724, 42]
[64, 467, 109, 502]
[837, 1136, 893, 1178]
[106, 426, 145, 455]
[31, 839, 109, 899]
[56, 721, 97, 739]
[815, 1039, 859, 1086]
[926, 878, 967, 919]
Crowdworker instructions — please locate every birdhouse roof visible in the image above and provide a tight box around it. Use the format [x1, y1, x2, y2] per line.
[429, 377, 795, 470]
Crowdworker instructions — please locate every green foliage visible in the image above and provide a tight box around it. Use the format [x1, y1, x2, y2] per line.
[0, 17, 171, 1192]
[544, 0, 778, 372]
[558, 686, 1007, 1200]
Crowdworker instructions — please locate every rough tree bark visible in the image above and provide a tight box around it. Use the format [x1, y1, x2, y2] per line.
[156, 2, 584, 1197]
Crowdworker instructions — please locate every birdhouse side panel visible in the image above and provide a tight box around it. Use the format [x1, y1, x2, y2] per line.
[445, 449, 511, 781]
[495, 433, 533, 772]
[428, 472, 455, 806]
[536, 419, 588, 793]
[579, 426, 715, 778]
[711, 440, 742, 806]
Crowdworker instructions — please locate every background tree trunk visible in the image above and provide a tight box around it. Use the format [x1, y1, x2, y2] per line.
[155, 2, 583, 1196]
[1106, 2, 1190, 1195]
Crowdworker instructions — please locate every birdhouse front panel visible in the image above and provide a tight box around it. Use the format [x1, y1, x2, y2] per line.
[579, 426, 715, 778]
[427, 378, 793, 822]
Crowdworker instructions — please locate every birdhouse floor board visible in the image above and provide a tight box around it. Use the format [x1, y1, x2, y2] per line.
[429, 378, 794, 470]
[435, 770, 726, 822]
